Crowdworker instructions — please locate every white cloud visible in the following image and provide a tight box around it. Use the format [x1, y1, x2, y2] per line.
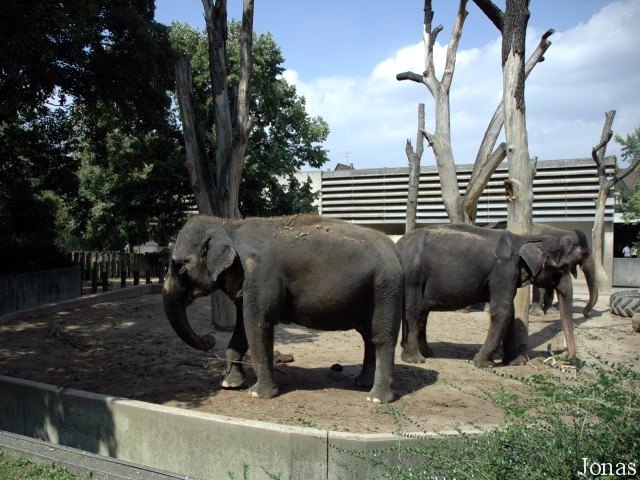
[285, 0, 640, 169]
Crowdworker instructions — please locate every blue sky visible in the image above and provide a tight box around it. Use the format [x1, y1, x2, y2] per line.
[156, 0, 640, 169]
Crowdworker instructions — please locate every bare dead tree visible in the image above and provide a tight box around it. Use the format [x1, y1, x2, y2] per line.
[397, 0, 468, 222]
[397, 0, 552, 224]
[591, 110, 640, 292]
[174, 0, 256, 330]
[473, 0, 533, 365]
[175, 57, 214, 216]
[405, 104, 426, 233]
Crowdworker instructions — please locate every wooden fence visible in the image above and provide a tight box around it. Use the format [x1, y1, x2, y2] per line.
[67, 250, 170, 293]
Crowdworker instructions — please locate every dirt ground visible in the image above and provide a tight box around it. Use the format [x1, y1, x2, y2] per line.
[1, 286, 637, 433]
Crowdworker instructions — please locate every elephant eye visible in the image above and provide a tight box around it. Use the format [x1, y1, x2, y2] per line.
[171, 260, 188, 275]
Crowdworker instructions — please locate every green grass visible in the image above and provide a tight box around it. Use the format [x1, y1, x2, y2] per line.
[0, 452, 87, 480]
[339, 353, 640, 480]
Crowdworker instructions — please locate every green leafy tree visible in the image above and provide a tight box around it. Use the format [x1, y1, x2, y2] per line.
[1, 0, 186, 259]
[615, 126, 640, 224]
[169, 21, 329, 217]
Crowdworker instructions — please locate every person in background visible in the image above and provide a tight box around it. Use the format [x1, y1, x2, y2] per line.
[622, 244, 632, 258]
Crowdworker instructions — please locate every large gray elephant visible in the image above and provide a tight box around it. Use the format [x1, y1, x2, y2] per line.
[492, 222, 598, 317]
[397, 224, 575, 366]
[162, 214, 402, 403]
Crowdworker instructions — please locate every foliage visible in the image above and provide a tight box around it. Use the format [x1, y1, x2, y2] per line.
[342, 356, 640, 480]
[0, 0, 186, 259]
[0, 108, 78, 274]
[614, 126, 640, 228]
[169, 21, 329, 217]
[0, 452, 86, 480]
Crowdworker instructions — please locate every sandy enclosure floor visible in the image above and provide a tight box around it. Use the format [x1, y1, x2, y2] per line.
[1, 287, 637, 433]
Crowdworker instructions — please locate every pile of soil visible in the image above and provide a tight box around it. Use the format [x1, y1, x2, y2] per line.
[1, 288, 636, 433]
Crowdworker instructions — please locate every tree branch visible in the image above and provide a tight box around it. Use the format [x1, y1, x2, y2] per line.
[442, 0, 469, 92]
[237, 0, 255, 141]
[471, 0, 504, 31]
[604, 155, 640, 191]
[462, 142, 507, 220]
[396, 72, 426, 83]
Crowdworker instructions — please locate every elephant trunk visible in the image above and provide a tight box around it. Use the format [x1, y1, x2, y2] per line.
[556, 274, 576, 360]
[163, 278, 215, 352]
[580, 254, 598, 317]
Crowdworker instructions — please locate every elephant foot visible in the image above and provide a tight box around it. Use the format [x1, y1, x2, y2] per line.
[582, 307, 593, 318]
[506, 355, 528, 367]
[401, 349, 426, 364]
[355, 372, 374, 389]
[221, 367, 246, 389]
[530, 304, 545, 316]
[248, 380, 279, 399]
[473, 355, 495, 368]
[544, 305, 558, 314]
[366, 386, 395, 404]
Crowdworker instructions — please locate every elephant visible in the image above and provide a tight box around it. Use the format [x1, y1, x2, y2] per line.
[397, 224, 576, 367]
[492, 222, 598, 317]
[162, 214, 402, 403]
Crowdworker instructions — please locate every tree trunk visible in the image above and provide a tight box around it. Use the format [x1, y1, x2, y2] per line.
[499, 0, 532, 365]
[174, 57, 215, 216]
[591, 110, 616, 293]
[405, 104, 425, 233]
[592, 189, 609, 292]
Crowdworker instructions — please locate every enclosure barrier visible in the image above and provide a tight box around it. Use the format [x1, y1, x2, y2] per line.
[67, 250, 169, 292]
[0, 375, 480, 479]
[0, 265, 81, 317]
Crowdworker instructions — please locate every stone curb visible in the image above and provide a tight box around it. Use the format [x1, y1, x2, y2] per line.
[0, 284, 163, 325]
[0, 375, 484, 480]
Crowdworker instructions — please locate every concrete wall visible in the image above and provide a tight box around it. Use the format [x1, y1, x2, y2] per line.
[0, 375, 480, 480]
[0, 265, 81, 317]
[612, 258, 640, 287]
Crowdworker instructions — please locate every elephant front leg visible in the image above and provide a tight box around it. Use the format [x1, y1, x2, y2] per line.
[543, 288, 557, 314]
[530, 286, 545, 316]
[244, 312, 278, 399]
[355, 336, 375, 388]
[475, 300, 513, 368]
[221, 303, 248, 389]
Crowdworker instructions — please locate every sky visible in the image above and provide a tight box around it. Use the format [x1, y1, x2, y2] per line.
[155, 0, 640, 170]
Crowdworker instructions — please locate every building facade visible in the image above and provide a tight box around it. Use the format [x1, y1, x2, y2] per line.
[295, 158, 618, 285]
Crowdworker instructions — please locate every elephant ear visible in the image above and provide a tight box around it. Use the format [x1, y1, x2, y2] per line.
[519, 241, 545, 284]
[201, 228, 237, 282]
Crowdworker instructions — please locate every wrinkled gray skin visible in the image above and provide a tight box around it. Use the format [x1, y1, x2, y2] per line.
[492, 222, 598, 318]
[397, 224, 575, 366]
[163, 215, 402, 403]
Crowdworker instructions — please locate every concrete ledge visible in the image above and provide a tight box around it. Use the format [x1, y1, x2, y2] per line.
[0, 375, 482, 479]
[0, 284, 163, 325]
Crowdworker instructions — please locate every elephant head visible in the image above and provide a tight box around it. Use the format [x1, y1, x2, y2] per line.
[519, 236, 577, 359]
[532, 225, 598, 317]
[162, 216, 241, 352]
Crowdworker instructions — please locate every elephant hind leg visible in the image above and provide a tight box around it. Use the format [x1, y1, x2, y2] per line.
[365, 288, 400, 403]
[401, 282, 431, 363]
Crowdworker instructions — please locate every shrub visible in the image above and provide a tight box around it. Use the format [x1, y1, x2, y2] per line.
[347, 354, 640, 480]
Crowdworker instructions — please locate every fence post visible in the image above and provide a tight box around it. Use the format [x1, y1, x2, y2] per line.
[101, 270, 108, 292]
[91, 262, 98, 294]
[120, 258, 126, 288]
